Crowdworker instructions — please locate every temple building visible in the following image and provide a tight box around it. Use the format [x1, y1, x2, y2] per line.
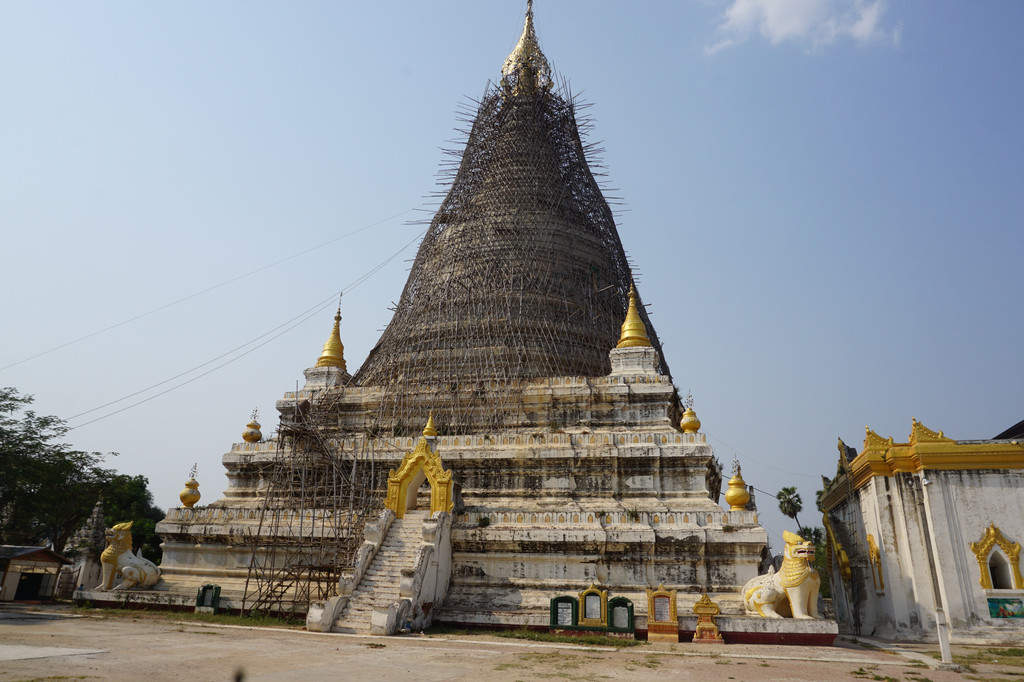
[156, 4, 768, 634]
[821, 419, 1024, 643]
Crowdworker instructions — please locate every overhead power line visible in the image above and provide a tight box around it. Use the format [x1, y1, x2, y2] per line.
[1, 206, 422, 372]
[67, 228, 426, 430]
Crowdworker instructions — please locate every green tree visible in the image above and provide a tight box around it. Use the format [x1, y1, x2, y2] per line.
[101, 474, 165, 563]
[0, 387, 115, 554]
[775, 486, 803, 530]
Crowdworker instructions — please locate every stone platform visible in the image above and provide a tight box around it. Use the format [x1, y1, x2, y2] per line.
[73, 589, 207, 613]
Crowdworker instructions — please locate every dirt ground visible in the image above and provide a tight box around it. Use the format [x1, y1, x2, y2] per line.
[0, 605, 1006, 682]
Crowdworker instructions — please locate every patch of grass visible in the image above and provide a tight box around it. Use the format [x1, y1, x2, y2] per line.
[16, 678, 96, 681]
[70, 605, 300, 629]
[425, 625, 643, 648]
[494, 663, 526, 671]
[363, 642, 385, 648]
[639, 654, 662, 669]
[907, 676, 934, 682]
[937, 647, 1024, 670]
[519, 652, 582, 672]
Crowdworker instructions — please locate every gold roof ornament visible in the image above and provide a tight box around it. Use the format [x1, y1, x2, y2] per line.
[242, 408, 262, 443]
[423, 412, 437, 439]
[501, 0, 553, 95]
[179, 463, 200, 508]
[315, 308, 347, 370]
[616, 283, 652, 349]
[725, 459, 751, 510]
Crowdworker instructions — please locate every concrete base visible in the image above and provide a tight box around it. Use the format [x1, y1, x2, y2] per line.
[433, 608, 838, 646]
[681, 616, 839, 646]
[73, 589, 202, 613]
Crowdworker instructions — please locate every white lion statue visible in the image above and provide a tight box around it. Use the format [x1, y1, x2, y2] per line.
[95, 521, 161, 590]
[743, 529, 820, 618]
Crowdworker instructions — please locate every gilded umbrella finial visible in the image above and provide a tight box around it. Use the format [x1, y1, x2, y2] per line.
[315, 306, 347, 370]
[502, 0, 552, 95]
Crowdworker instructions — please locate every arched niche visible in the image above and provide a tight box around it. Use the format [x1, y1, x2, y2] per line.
[970, 523, 1023, 590]
[384, 437, 454, 519]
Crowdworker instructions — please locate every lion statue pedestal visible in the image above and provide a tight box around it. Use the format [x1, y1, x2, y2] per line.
[743, 530, 821, 619]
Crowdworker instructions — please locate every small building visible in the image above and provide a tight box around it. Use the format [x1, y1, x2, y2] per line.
[0, 546, 71, 601]
[821, 419, 1024, 643]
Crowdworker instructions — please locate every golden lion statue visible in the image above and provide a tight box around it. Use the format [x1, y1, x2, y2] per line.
[95, 521, 161, 590]
[742, 530, 820, 618]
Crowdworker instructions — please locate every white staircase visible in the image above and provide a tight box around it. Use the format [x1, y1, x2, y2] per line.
[332, 509, 429, 633]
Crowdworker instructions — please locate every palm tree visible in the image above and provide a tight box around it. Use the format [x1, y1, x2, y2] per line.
[776, 486, 803, 531]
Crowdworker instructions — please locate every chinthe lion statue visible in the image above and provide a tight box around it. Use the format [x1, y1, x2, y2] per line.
[743, 530, 820, 618]
[95, 521, 161, 591]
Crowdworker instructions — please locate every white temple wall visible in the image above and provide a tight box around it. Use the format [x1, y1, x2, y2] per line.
[832, 468, 1024, 642]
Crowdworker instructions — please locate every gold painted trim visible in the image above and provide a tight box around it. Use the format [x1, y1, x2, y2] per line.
[646, 583, 678, 624]
[823, 513, 851, 582]
[578, 584, 608, 628]
[384, 435, 454, 519]
[970, 523, 1023, 590]
[867, 534, 884, 591]
[823, 420, 1024, 504]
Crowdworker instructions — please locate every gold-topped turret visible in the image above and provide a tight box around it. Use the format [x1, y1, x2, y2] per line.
[315, 308, 347, 370]
[501, 0, 552, 95]
[423, 413, 437, 439]
[616, 284, 652, 349]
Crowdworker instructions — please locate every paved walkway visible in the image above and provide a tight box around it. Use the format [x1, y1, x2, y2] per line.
[0, 605, 978, 681]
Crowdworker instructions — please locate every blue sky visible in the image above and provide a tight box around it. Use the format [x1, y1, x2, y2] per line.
[2, 1, 1021, 551]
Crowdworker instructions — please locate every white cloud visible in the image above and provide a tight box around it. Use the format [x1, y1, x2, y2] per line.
[705, 0, 902, 54]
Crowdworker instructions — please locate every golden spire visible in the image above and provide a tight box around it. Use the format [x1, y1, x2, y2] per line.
[423, 412, 437, 438]
[616, 283, 652, 349]
[315, 308, 347, 370]
[501, 0, 552, 95]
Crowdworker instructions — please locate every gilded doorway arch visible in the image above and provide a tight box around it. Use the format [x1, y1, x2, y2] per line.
[384, 437, 454, 519]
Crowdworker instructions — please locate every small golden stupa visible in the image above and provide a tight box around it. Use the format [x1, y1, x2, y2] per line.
[315, 308, 347, 370]
[616, 283, 652, 349]
[423, 412, 437, 438]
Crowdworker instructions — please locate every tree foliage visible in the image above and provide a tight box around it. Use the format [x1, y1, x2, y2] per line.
[775, 486, 803, 530]
[0, 387, 164, 560]
[101, 474, 165, 563]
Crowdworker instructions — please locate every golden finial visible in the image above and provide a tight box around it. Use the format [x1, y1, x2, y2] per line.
[680, 394, 701, 433]
[616, 283, 652, 349]
[423, 412, 437, 438]
[724, 459, 751, 511]
[243, 408, 262, 443]
[315, 307, 347, 370]
[179, 463, 200, 508]
[502, 0, 552, 95]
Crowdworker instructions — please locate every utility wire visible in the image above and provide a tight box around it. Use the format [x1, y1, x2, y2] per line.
[66, 300, 336, 430]
[67, 228, 426, 430]
[706, 432, 819, 480]
[1, 206, 422, 372]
